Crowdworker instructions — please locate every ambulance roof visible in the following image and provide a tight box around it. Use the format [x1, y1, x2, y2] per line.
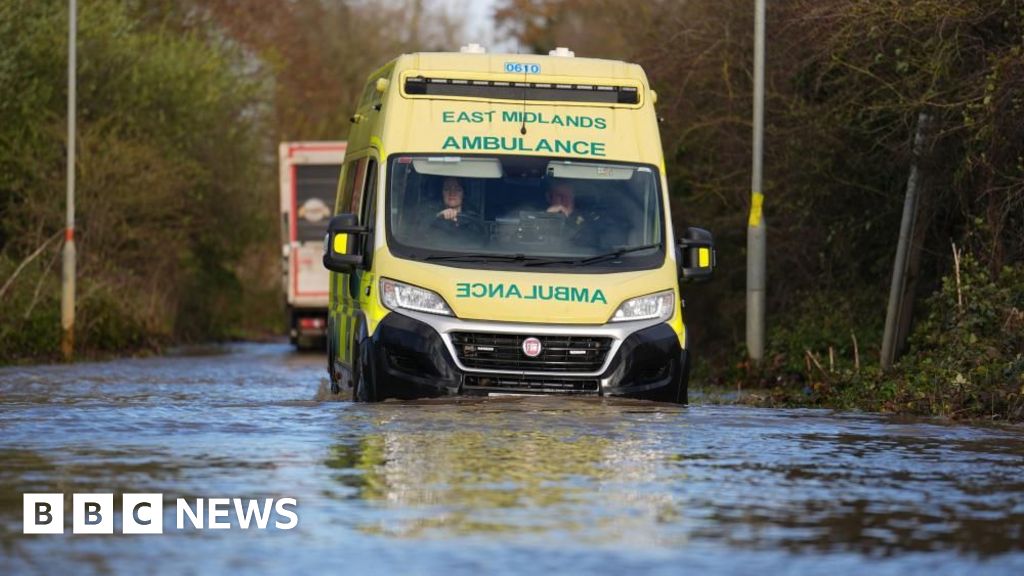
[388, 52, 649, 86]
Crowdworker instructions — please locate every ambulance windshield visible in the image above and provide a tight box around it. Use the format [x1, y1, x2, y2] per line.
[386, 155, 665, 270]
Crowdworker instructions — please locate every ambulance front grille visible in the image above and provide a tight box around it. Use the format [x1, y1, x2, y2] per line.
[463, 375, 600, 395]
[451, 332, 611, 373]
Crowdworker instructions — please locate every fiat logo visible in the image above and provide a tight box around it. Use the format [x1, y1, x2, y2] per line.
[522, 337, 543, 357]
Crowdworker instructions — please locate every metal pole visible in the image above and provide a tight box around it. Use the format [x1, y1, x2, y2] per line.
[61, 0, 76, 361]
[881, 113, 929, 370]
[746, 0, 767, 363]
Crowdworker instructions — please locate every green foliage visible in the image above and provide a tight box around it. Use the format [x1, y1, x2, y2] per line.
[766, 290, 884, 377]
[78, 285, 151, 352]
[772, 257, 1024, 420]
[877, 256, 1024, 419]
[0, 0, 271, 362]
[0, 258, 61, 360]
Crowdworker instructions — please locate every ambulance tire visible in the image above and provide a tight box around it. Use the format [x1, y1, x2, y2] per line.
[651, 351, 690, 405]
[353, 339, 380, 403]
[676, 352, 691, 405]
[327, 329, 341, 395]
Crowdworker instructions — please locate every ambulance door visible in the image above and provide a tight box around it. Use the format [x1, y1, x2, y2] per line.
[333, 156, 367, 370]
[353, 157, 379, 340]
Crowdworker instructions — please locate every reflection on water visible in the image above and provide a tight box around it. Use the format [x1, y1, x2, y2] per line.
[1, 344, 1023, 574]
[321, 399, 1024, 558]
[327, 399, 685, 543]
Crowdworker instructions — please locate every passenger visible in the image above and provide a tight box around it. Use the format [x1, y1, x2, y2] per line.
[545, 181, 599, 246]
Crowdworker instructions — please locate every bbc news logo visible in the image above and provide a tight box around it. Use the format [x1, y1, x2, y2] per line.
[23, 494, 298, 534]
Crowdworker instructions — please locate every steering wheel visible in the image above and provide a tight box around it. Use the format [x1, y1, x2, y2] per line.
[430, 212, 485, 237]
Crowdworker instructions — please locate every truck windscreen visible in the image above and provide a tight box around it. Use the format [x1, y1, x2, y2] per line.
[386, 155, 665, 271]
[295, 164, 340, 242]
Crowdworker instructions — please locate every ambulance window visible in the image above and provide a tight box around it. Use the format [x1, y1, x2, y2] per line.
[347, 158, 368, 215]
[360, 160, 377, 226]
[337, 161, 357, 215]
[359, 159, 378, 266]
[359, 73, 386, 109]
[386, 154, 666, 272]
[359, 81, 376, 109]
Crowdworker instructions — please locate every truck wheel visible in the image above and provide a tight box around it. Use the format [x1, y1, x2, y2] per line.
[353, 340, 380, 402]
[288, 307, 298, 347]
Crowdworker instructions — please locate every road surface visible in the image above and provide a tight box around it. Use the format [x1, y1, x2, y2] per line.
[1, 343, 1022, 574]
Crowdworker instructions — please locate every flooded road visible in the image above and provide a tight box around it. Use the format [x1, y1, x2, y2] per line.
[1, 343, 1023, 575]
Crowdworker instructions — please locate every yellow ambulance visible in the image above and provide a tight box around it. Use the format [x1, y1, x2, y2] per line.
[323, 46, 715, 403]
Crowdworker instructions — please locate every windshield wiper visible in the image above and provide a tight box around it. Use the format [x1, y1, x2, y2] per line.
[423, 253, 542, 263]
[525, 243, 662, 267]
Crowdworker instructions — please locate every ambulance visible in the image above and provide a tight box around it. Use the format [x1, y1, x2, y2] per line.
[323, 46, 715, 403]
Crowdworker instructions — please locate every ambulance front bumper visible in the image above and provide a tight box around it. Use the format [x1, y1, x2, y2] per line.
[369, 310, 684, 398]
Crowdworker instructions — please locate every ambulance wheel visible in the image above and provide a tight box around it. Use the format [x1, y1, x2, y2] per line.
[674, 352, 691, 405]
[353, 340, 380, 403]
[327, 332, 341, 395]
[329, 360, 342, 391]
[649, 352, 690, 405]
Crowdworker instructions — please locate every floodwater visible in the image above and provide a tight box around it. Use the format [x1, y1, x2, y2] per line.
[1, 344, 1022, 575]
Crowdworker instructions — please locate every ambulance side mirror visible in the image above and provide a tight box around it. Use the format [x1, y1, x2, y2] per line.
[323, 213, 366, 273]
[678, 227, 716, 283]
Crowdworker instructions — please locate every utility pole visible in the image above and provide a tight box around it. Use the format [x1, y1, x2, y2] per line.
[61, 0, 76, 361]
[881, 113, 930, 370]
[747, 0, 767, 363]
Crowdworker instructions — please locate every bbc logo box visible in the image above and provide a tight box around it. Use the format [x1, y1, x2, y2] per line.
[24, 493, 164, 535]
[23, 494, 63, 534]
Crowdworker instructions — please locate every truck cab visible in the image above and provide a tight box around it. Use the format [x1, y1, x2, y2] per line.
[323, 48, 714, 402]
[279, 142, 346, 349]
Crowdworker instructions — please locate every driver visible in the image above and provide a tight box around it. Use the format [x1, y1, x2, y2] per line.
[434, 177, 477, 224]
[423, 177, 483, 241]
[436, 177, 468, 222]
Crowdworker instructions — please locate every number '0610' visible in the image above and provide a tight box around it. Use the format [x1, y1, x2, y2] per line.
[504, 62, 540, 74]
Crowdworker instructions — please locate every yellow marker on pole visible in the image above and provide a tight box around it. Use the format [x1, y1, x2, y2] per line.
[748, 192, 764, 228]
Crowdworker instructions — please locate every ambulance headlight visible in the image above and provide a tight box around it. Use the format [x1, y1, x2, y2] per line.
[610, 290, 675, 322]
[380, 278, 453, 316]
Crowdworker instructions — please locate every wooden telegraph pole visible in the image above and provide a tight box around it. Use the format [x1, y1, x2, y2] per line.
[61, 0, 77, 361]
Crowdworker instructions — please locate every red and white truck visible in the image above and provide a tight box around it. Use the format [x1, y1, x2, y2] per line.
[279, 141, 346, 349]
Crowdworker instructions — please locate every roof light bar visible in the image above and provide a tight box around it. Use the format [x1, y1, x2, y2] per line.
[404, 76, 640, 105]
